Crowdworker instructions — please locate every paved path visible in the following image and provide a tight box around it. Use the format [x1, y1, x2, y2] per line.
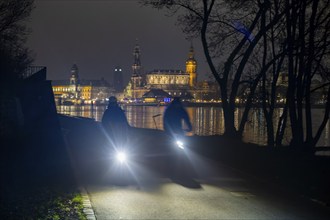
[59, 117, 330, 219]
[85, 154, 330, 220]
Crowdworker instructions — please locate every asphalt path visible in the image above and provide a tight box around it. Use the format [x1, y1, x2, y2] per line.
[84, 152, 330, 220]
[60, 117, 330, 220]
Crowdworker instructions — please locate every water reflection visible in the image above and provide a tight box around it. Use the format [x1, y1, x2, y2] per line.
[57, 105, 330, 146]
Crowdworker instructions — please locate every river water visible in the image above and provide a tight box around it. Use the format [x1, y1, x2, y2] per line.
[57, 105, 330, 147]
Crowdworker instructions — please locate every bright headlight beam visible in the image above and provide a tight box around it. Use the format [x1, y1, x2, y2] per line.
[176, 140, 184, 149]
[117, 152, 127, 163]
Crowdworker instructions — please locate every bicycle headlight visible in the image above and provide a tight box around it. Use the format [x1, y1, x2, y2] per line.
[116, 151, 127, 163]
[176, 140, 184, 149]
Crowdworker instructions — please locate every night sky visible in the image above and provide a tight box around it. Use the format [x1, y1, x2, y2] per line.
[27, 0, 210, 84]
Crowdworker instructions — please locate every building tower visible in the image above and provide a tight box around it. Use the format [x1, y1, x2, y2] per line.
[69, 64, 80, 98]
[113, 66, 124, 92]
[131, 42, 143, 92]
[185, 44, 197, 88]
[70, 64, 79, 85]
[132, 42, 141, 75]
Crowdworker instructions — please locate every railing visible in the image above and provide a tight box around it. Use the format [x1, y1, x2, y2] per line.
[21, 66, 47, 80]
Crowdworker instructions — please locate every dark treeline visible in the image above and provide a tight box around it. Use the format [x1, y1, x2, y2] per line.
[0, 0, 34, 83]
[142, 0, 330, 150]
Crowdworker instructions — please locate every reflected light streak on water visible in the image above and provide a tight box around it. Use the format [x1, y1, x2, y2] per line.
[57, 105, 330, 147]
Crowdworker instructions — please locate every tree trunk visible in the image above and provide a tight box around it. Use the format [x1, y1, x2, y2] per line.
[286, 0, 302, 147]
[275, 102, 288, 146]
[304, 0, 319, 148]
[312, 86, 330, 147]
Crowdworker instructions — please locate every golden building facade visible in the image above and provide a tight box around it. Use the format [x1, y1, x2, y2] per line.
[186, 45, 197, 88]
[52, 64, 114, 104]
[146, 70, 190, 88]
[125, 44, 198, 101]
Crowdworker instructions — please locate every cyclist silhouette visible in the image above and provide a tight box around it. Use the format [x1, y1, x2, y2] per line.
[163, 97, 192, 136]
[101, 96, 129, 146]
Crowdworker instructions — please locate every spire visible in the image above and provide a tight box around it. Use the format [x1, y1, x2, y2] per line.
[130, 40, 143, 94]
[185, 42, 197, 88]
[71, 64, 78, 75]
[188, 41, 195, 59]
[132, 39, 141, 75]
[70, 64, 79, 85]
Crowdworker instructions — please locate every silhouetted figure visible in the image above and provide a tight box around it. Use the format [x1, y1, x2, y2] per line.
[102, 96, 129, 146]
[163, 97, 192, 136]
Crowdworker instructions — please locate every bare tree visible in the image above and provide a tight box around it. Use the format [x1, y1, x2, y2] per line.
[141, 0, 287, 139]
[284, 0, 330, 149]
[0, 0, 34, 82]
[142, 0, 330, 150]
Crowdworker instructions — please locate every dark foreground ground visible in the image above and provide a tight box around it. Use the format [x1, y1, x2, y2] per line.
[60, 115, 330, 209]
[0, 120, 86, 219]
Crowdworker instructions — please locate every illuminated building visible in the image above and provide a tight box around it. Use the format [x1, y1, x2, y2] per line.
[125, 43, 201, 101]
[193, 80, 221, 101]
[52, 64, 114, 104]
[145, 69, 191, 99]
[132, 42, 142, 75]
[125, 42, 148, 99]
[186, 44, 197, 88]
[146, 70, 189, 89]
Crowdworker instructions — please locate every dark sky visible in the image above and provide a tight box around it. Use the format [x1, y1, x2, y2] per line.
[27, 0, 210, 84]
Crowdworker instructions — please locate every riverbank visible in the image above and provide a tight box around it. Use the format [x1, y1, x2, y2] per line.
[57, 101, 327, 108]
